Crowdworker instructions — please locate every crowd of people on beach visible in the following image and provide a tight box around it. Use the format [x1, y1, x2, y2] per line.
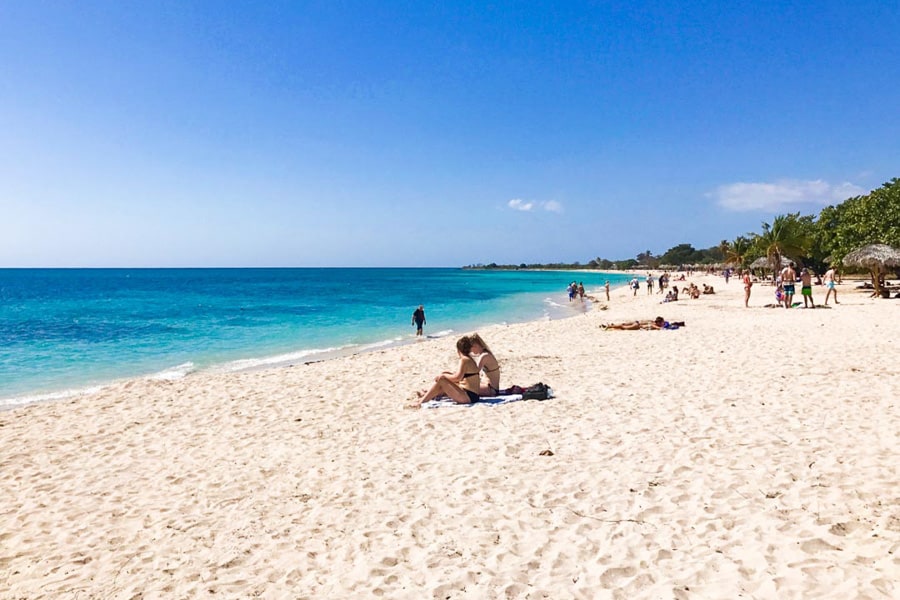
[408, 263, 848, 405]
[615, 265, 843, 310]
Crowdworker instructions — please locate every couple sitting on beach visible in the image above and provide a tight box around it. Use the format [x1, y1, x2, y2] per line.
[413, 334, 500, 406]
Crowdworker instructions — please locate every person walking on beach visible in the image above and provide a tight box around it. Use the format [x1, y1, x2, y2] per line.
[646, 273, 653, 295]
[412, 305, 426, 336]
[604, 280, 610, 301]
[631, 276, 639, 297]
[824, 266, 839, 305]
[742, 270, 752, 307]
[781, 262, 797, 309]
[800, 268, 815, 308]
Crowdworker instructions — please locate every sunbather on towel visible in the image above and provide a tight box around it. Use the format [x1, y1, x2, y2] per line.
[601, 316, 684, 330]
[468, 333, 501, 396]
[412, 336, 481, 407]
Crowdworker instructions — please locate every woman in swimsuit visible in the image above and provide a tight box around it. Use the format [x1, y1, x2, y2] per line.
[601, 317, 666, 330]
[468, 333, 501, 396]
[742, 270, 752, 308]
[415, 336, 481, 406]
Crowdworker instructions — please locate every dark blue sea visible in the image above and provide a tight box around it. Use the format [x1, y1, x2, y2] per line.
[0, 268, 630, 408]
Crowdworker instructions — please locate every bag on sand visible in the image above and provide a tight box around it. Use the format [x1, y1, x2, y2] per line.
[522, 382, 551, 400]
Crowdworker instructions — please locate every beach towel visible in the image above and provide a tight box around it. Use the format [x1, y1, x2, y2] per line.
[421, 387, 554, 409]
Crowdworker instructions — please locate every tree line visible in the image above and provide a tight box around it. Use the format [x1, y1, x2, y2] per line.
[464, 178, 900, 275]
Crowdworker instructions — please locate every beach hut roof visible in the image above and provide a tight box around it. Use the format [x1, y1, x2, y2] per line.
[841, 243, 900, 269]
[749, 256, 798, 269]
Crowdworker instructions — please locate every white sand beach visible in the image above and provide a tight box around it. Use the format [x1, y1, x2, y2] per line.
[2, 276, 898, 599]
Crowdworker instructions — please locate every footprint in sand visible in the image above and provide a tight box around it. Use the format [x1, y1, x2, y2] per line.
[801, 538, 842, 553]
[600, 566, 637, 585]
[828, 521, 864, 536]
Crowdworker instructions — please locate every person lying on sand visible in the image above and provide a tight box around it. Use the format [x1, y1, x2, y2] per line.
[411, 336, 481, 407]
[600, 316, 685, 330]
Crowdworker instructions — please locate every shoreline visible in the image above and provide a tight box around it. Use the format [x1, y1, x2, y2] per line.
[1, 273, 868, 410]
[1, 279, 621, 411]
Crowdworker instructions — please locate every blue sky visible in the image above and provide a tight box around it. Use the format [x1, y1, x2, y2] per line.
[1, 1, 897, 267]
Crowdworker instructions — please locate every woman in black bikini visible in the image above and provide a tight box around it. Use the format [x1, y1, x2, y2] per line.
[415, 336, 481, 406]
[468, 333, 501, 396]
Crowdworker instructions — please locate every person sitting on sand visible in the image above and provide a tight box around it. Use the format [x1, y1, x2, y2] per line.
[601, 316, 684, 330]
[702, 284, 715, 294]
[468, 333, 501, 396]
[413, 336, 481, 406]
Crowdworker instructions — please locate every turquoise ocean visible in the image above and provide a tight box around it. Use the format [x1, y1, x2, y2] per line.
[0, 268, 630, 408]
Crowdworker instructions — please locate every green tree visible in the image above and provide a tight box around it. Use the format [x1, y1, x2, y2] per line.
[725, 236, 754, 268]
[659, 243, 699, 266]
[826, 179, 900, 265]
[635, 250, 659, 268]
[751, 213, 813, 280]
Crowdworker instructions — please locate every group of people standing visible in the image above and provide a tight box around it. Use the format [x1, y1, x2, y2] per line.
[567, 281, 586, 301]
[412, 333, 501, 406]
[741, 263, 840, 308]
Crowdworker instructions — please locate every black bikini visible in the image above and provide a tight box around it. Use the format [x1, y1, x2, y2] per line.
[461, 372, 480, 402]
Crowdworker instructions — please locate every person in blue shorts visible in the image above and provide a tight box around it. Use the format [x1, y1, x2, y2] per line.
[780, 262, 797, 308]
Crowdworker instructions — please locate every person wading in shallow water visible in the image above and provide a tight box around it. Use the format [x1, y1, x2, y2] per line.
[411, 305, 426, 336]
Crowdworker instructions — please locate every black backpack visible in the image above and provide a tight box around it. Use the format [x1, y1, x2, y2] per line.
[522, 382, 551, 400]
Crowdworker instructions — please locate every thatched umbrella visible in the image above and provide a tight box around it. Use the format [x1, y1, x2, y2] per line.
[841, 243, 900, 297]
[749, 255, 797, 280]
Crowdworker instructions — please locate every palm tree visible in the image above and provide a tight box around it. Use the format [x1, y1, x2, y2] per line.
[725, 236, 753, 269]
[718, 239, 730, 263]
[752, 213, 812, 281]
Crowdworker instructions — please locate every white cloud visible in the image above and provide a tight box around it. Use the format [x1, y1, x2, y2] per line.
[508, 198, 535, 211]
[507, 198, 563, 213]
[543, 200, 563, 213]
[711, 179, 866, 212]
